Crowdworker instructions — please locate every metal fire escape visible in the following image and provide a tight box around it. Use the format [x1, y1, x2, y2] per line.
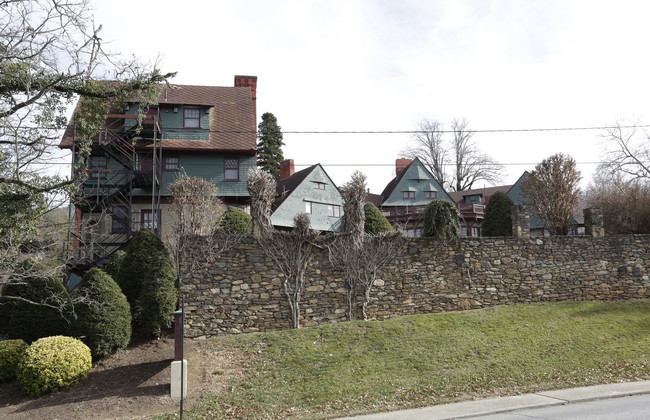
[66, 108, 163, 272]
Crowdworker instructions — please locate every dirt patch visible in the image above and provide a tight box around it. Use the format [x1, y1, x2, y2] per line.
[0, 334, 242, 419]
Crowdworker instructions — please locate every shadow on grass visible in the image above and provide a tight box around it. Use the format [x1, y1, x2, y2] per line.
[0, 358, 172, 413]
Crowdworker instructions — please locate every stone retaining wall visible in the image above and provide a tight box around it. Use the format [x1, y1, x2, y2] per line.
[180, 235, 650, 338]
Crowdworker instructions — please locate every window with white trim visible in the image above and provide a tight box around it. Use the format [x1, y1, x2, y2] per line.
[183, 107, 200, 128]
[163, 156, 179, 171]
[305, 201, 312, 214]
[224, 158, 239, 180]
[328, 204, 340, 217]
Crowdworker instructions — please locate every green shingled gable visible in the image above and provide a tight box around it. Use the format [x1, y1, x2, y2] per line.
[382, 159, 454, 206]
[271, 165, 344, 232]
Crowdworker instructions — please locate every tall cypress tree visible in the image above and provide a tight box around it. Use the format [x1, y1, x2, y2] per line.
[257, 112, 285, 179]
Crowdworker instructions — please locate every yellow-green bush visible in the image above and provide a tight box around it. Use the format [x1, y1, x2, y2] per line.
[0, 339, 28, 382]
[17, 336, 91, 396]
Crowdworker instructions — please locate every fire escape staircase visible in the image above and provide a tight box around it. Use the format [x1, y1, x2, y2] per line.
[68, 110, 162, 271]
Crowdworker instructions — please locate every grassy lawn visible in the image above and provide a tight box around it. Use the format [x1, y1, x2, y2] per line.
[159, 300, 650, 419]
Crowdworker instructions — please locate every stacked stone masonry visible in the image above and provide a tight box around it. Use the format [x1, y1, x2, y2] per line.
[181, 235, 650, 338]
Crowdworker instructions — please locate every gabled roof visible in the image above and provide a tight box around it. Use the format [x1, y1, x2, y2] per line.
[272, 164, 319, 211]
[379, 157, 452, 204]
[59, 83, 256, 153]
[448, 185, 513, 205]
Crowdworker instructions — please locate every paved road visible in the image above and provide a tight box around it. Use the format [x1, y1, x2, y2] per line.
[336, 381, 650, 420]
[467, 393, 650, 419]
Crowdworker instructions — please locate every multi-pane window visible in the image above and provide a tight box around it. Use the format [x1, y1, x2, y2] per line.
[403, 191, 415, 199]
[305, 201, 312, 214]
[314, 182, 325, 190]
[224, 158, 239, 180]
[164, 156, 180, 171]
[141, 209, 158, 231]
[424, 191, 436, 199]
[183, 107, 200, 128]
[90, 156, 107, 178]
[112, 206, 128, 233]
[328, 204, 340, 218]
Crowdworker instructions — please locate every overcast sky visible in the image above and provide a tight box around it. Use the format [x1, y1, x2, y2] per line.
[87, 0, 650, 193]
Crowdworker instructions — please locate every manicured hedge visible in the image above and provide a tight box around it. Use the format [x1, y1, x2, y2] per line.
[74, 268, 131, 360]
[0, 259, 73, 343]
[363, 202, 393, 234]
[17, 336, 91, 396]
[0, 339, 28, 382]
[116, 229, 177, 337]
[222, 206, 252, 234]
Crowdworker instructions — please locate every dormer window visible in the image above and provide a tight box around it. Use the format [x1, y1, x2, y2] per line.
[314, 182, 325, 190]
[424, 191, 436, 199]
[403, 191, 415, 199]
[183, 107, 200, 128]
[465, 194, 481, 204]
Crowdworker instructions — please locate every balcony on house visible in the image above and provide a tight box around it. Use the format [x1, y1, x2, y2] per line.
[458, 203, 485, 218]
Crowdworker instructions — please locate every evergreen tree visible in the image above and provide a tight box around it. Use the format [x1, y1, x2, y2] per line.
[481, 191, 514, 236]
[422, 199, 461, 241]
[363, 203, 393, 234]
[116, 229, 177, 338]
[257, 112, 285, 179]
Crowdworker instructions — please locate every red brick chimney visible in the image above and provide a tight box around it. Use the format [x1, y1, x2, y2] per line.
[396, 159, 412, 176]
[234, 75, 257, 125]
[280, 159, 295, 180]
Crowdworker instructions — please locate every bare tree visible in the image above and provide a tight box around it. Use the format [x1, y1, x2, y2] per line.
[166, 169, 225, 282]
[521, 153, 582, 236]
[402, 118, 503, 191]
[0, 0, 173, 295]
[357, 233, 405, 320]
[330, 171, 405, 321]
[246, 167, 276, 237]
[334, 171, 367, 320]
[259, 214, 320, 329]
[451, 118, 503, 191]
[585, 169, 650, 234]
[402, 119, 447, 187]
[599, 121, 650, 181]
[247, 167, 323, 328]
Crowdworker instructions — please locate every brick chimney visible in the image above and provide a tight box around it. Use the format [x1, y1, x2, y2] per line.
[280, 159, 294, 180]
[234, 75, 257, 125]
[396, 159, 412, 176]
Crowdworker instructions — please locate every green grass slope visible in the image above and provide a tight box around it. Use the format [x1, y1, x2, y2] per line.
[163, 300, 650, 419]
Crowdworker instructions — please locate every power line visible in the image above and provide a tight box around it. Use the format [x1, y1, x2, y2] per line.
[3, 123, 650, 134]
[38, 161, 604, 166]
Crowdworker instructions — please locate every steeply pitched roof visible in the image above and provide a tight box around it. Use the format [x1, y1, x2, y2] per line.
[59, 83, 256, 152]
[379, 157, 452, 204]
[272, 165, 318, 211]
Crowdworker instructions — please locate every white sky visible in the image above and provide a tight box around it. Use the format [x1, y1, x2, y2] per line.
[86, 0, 650, 194]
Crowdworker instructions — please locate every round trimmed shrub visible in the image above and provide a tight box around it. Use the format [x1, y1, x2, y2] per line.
[73, 268, 132, 361]
[0, 259, 73, 343]
[422, 199, 461, 241]
[222, 206, 252, 234]
[17, 336, 91, 396]
[363, 202, 393, 234]
[481, 191, 514, 236]
[0, 339, 28, 382]
[104, 250, 126, 279]
[116, 229, 177, 337]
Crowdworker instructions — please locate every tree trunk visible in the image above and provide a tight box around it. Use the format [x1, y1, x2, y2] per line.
[362, 287, 371, 321]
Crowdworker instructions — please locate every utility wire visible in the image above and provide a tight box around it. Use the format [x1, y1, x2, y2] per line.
[3, 124, 650, 134]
